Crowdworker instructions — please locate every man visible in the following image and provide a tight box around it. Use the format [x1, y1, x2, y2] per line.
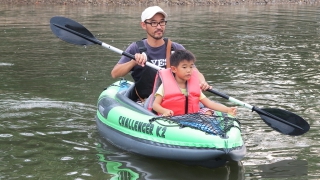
[111, 6, 210, 101]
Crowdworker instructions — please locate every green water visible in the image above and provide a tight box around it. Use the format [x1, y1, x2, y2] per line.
[0, 4, 317, 179]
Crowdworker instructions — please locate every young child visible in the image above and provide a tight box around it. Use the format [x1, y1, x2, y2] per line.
[152, 49, 237, 117]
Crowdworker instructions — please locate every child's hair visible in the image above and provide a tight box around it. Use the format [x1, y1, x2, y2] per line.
[170, 49, 196, 67]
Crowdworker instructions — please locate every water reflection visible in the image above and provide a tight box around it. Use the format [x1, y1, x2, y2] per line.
[257, 160, 308, 178]
[246, 159, 308, 179]
[96, 138, 245, 180]
[97, 137, 308, 180]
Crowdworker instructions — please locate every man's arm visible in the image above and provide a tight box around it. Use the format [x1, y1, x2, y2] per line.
[195, 68, 211, 90]
[111, 53, 147, 78]
[111, 60, 136, 78]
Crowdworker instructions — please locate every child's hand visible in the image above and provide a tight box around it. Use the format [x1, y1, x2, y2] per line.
[228, 107, 237, 117]
[162, 109, 174, 117]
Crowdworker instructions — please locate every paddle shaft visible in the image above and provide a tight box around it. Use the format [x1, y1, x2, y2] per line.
[207, 89, 303, 130]
[52, 23, 162, 71]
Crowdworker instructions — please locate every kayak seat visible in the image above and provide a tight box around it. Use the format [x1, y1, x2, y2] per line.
[123, 83, 139, 101]
[143, 95, 151, 109]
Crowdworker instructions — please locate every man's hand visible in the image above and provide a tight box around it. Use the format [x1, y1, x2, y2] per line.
[134, 52, 147, 67]
[200, 81, 212, 91]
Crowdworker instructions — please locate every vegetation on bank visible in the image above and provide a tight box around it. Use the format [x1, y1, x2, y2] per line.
[1, 0, 319, 5]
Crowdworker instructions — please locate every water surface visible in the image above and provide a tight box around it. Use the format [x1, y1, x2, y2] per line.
[0, 4, 318, 179]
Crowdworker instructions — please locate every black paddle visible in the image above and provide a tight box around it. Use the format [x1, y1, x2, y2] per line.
[50, 16, 310, 136]
[207, 89, 309, 136]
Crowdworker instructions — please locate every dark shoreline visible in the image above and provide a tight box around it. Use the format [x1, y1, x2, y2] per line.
[1, 0, 319, 6]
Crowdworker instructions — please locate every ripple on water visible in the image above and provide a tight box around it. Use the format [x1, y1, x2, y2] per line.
[0, 95, 98, 178]
[0, 62, 14, 66]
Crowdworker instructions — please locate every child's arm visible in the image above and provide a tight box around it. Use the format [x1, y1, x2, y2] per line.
[153, 95, 174, 116]
[200, 97, 237, 116]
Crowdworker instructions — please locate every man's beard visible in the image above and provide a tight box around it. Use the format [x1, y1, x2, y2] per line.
[147, 31, 163, 40]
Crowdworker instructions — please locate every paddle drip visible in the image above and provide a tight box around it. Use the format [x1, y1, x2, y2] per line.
[149, 113, 240, 138]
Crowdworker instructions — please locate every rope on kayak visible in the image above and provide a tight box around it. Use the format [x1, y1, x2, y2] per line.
[149, 113, 241, 138]
[107, 78, 130, 91]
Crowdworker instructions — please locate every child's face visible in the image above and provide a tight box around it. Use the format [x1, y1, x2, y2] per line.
[171, 60, 195, 81]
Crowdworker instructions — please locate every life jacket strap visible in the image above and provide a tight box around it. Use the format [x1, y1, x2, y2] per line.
[165, 38, 172, 68]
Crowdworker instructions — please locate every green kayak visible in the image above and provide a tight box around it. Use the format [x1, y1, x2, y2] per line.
[96, 79, 246, 168]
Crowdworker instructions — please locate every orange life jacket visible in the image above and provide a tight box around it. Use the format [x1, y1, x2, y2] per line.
[149, 68, 200, 115]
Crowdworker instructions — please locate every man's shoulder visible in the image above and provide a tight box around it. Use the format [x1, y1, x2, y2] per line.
[126, 41, 140, 52]
[171, 41, 182, 45]
[171, 41, 185, 50]
[134, 38, 185, 50]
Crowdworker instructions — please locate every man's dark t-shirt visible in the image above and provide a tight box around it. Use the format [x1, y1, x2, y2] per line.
[117, 39, 185, 82]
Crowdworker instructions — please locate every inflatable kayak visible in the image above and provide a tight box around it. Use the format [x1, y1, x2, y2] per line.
[95, 79, 246, 168]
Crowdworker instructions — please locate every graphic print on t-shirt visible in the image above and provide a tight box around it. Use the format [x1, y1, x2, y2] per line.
[150, 59, 166, 67]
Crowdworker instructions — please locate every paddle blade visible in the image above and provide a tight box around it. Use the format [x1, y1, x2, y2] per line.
[50, 16, 96, 46]
[258, 108, 310, 136]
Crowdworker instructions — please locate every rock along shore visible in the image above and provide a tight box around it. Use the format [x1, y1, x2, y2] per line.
[1, 0, 319, 5]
